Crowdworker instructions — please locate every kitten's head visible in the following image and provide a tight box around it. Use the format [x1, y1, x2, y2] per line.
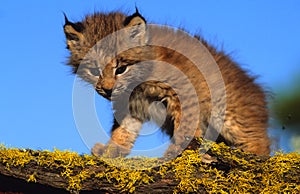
[64, 9, 149, 93]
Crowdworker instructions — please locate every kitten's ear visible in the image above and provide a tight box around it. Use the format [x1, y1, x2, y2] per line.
[63, 13, 85, 50]
[123, 8, 147, 43]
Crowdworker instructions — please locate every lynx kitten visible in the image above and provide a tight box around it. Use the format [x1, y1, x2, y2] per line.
[64, 9, 270, 158]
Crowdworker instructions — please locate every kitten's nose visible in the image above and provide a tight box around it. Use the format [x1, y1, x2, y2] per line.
[103, 88, 112, 97]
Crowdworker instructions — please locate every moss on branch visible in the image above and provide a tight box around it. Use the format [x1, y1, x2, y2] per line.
[0, 140, 299, 193]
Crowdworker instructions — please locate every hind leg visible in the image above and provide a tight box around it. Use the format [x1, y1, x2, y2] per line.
[221, 121, 270, 155]
[163, 108, 200, 159]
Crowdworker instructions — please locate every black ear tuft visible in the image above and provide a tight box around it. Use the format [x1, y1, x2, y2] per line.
[135, 6, 140, 15]
[63, 13, 84, 33]
[123, 7, 146, 26]
[63, 12, 70, 25]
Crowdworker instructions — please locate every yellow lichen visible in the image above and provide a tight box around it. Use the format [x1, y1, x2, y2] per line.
[0, 142, 299, 193]
[105, 166, 154, 193]
[0, 146, 35, 168]
[27, 173, 37, 183]
[67, 169, 91, 191]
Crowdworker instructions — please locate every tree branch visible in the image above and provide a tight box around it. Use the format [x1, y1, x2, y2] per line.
[0, 140, 299, 193]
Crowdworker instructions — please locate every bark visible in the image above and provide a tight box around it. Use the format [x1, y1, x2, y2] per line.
[0, 139, 299, 194]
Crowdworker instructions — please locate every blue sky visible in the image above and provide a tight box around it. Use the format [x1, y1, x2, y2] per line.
[0, 0, 299, 156]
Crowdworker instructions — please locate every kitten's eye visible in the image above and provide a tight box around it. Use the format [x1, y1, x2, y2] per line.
[115, 66, 127, 75]
[90, 68, 100, 76]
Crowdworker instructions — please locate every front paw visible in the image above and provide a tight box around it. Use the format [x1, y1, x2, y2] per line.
[91, 142, 106, 156]
[102, 143, 130, 158]
[92, 142, 131, 158]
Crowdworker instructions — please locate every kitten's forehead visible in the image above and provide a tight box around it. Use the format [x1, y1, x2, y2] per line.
[82, 12, 127, 43]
